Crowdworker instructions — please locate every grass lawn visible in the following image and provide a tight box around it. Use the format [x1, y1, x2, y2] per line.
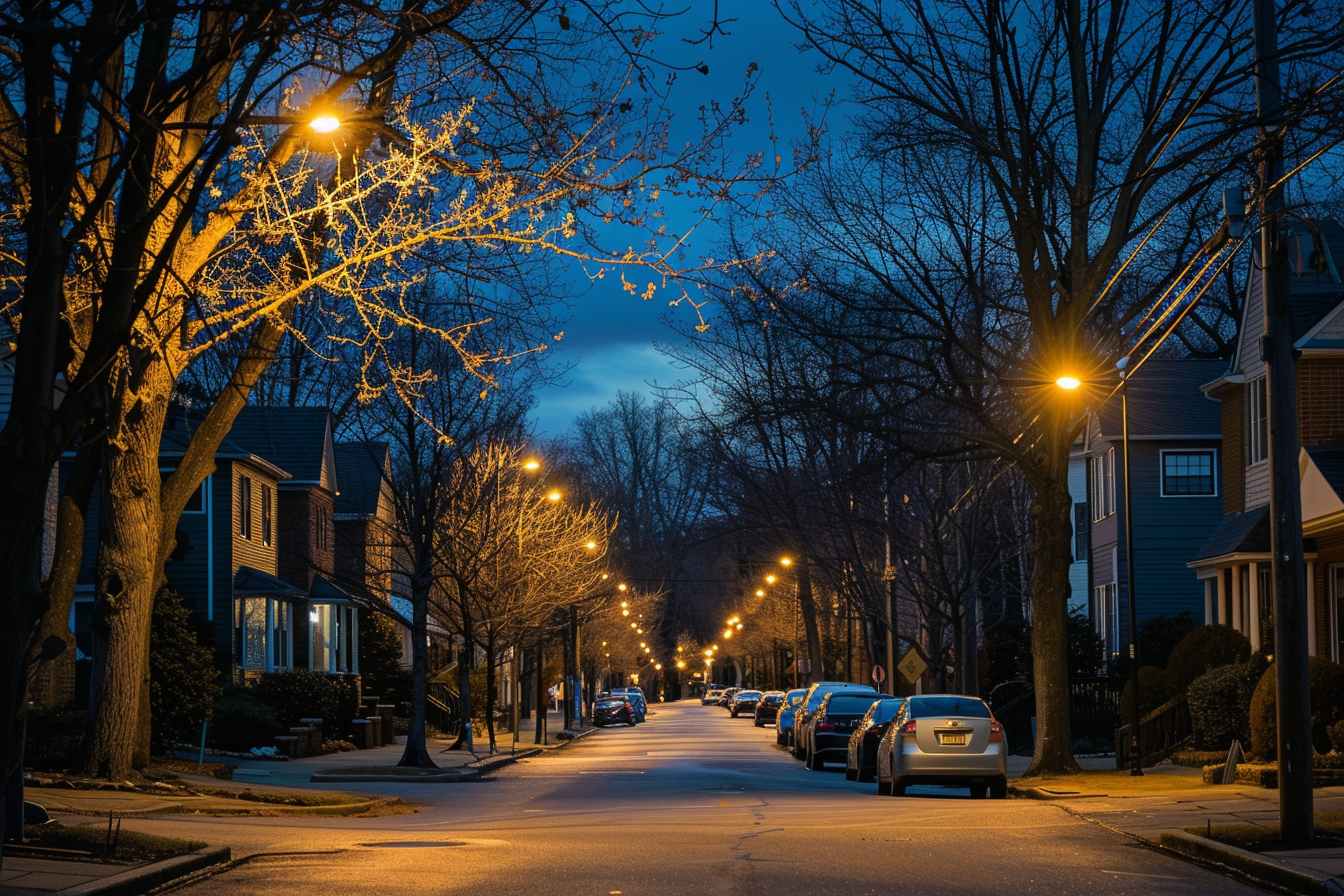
[21, 822, 206, 864]
[1186, 813, 1344, 851]
[1016, 769, 1207, 795]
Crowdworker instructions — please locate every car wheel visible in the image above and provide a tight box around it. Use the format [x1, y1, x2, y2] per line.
[990, 776, 1008, 800]
[806, 748, 823, 770]
[969, 782, 988, 799]
[754, 718, 763, 728]
[844, 763, 856, 781]
[876, 775, 891, 796]
[627, 717, 636, 726]
[891, 777, 906, 797]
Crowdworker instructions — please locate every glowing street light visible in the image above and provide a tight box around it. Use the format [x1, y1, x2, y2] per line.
[309, 114, 341, 133]
[547, 490, 562, 502]
[522, 458, 541, 471]
[1056, 375, 1081, 390]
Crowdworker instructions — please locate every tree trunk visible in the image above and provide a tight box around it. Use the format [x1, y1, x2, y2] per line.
[396, 573, 435, 768]
[86, 365, 170, 778]
[27, 431, 100, 708]
[1023, 445, 1080, 777]
[796, 561, 822, 683]
[533, 640, 546, 745]
[483, 629, 497, 753]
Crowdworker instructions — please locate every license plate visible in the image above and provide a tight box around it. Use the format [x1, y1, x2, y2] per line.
[940, 733, 967, 746]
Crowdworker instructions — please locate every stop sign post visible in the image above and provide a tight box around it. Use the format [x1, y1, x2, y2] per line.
[871, 665, 886, 685]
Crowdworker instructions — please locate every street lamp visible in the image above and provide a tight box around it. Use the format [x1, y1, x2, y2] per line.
[1059, 363, 1143, 777]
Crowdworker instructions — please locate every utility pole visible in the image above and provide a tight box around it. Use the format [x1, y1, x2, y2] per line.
[1255, 0, 1313, 848]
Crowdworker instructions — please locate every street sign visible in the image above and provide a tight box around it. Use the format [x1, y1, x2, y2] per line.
[871, 665, 886, 684]
[897, 649, 926, 684]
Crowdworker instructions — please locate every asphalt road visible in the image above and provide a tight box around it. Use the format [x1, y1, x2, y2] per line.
[144, 699, 1263, 896]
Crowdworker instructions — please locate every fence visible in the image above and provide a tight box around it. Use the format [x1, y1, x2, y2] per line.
[427, 681, 461, 735]
[1115, 694, 1191, 769]
[989, 677, 1126, 757]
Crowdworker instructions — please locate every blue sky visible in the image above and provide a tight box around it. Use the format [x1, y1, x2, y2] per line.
[528, 2, 848, 437]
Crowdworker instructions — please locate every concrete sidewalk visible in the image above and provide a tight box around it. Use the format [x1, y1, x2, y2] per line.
[8, 711, 595, 895]
[1008, 755, 1344, 895]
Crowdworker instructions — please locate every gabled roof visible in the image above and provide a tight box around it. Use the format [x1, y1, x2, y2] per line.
[1190, 506, 1270, 563]
[234, 565, 308, 600]
[334, 442, 390, 517]
[159, 409, 291, 482]
[1094, 359, 1225, 441]
[230, 407, 337, 493]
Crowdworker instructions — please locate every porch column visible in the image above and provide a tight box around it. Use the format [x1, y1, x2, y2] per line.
[1204, 578, 1214, 625]
[1231, 563, 1244, 633]
[1248, 561, 1261, 652]
[1216, 567, 1228, 625]
[1308, 560, 1318, 657]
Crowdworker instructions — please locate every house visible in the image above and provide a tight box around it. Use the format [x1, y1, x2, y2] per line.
[1082, 359, 1226, 664]
[1189, 219, 1344, 656]
[1068, 441, 1090, 615]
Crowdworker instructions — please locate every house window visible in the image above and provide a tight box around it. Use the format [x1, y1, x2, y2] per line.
[1094, 582, 1119, 660]
[1089, 448, 1116, 521]
[1073, 503, 1089, 562]
[238, 597, 291, 670]
[310, 603, 358, 674]
[261, 484, 273, 546]
[1249, 376, 1269, 464]
[238, 475, 253, 539]
[1161, 450, 1217, 497]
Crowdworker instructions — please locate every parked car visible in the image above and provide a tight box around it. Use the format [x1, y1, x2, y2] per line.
[775, 689, 807, 746]
[791, 681, 878, 759]
[728, 690, 763, 717]
[716, 687, 741, 708]
[592, 696, 636, 727]
[754, 691, 786, 728]
[846, 697, 905, 782]
[875, 694, 1008, 798]
[802, 692, 890, 770]
[611, 688, 647, 723]
[702, 689, 724, 706]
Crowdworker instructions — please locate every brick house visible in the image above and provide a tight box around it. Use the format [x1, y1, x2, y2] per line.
[1189, 219, 1344, 655]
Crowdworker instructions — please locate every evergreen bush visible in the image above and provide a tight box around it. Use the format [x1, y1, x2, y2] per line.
[357, 610, 411, 715]
[150, 588, 222, 753]
[1187, 660, 1263, 750]
[1249, 656, 1344, 760]
[1165, 625, 1252, 695]
[1137, 612, 1202, 670]
[253, 669, 362, 733]
[209, 689, 281, 752]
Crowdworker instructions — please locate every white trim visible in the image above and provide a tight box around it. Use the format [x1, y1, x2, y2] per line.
[1159, 448, 1219, 498]
[1249, 561, 1260, 651]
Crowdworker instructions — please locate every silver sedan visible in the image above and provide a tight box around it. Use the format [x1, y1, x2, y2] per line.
[875, 694, 1008, 799]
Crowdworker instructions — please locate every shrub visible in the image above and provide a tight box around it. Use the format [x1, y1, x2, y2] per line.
[1120, 666, 1171, 728]
[1138, 613, 1202, 670]
[1165, 626, 1252, 695]
[253, 669, 362, 733]
[1067, 609, 1106, 678]
[150, 588, 222, 753]
[1331, 719, 1344, 754]
[209, 689, 281, 752]
[1187, 660, 1263, 750]
[1249, 656, 1344, 760]
[24, 702, 88, 771]
[358, 610, 411, 716]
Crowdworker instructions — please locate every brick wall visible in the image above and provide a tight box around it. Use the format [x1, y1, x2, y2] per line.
[1299, 358, 1344, 446]
[278, 488, 336, 590]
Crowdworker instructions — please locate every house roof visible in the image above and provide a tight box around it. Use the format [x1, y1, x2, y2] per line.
[1287, 219, 1344, 341]
[333, 442, 389, 517]
[310, 574, 354, 603]
[1094, 359, 1225, 441]
[1190, 507, 1271, 562]
[234, 566, 308, 600]
[1306, 445, 1344, 494]
[159, 410, 291, 482]
[230, 407, 337, 492]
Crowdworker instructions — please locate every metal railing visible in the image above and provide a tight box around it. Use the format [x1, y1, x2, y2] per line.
[427, 681, 461, 735]
[1115, 694, 1191, 769]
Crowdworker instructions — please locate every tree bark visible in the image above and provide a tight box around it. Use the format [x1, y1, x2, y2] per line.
[796, 561, 822, 683]
[483, 629, 497, 752]
[396, 571, 435, 768]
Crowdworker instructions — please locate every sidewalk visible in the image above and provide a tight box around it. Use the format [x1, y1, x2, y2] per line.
[1008, 755, 1344, 895]
[7, 711, 593, 895]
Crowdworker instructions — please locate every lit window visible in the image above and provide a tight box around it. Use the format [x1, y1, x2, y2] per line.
[1161, 450, 1217, 497]
[310, 603, 358, 674]
[238, 597, 290, 670]
[261, 484, 273, 546]
[1089, 449, 1116, 521]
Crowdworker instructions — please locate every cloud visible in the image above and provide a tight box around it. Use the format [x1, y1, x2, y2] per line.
[529, 342, 677, 436]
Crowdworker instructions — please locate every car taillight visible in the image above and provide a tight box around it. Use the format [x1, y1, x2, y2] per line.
[899, 719, 916, 735]
[817, 722, 835, 732]
[989, 720, 1004, 743]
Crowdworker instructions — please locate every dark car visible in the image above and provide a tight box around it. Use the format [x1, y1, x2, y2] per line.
[791, 681, 879, 759]
[803, 692, 890, 770]
[846, 697, 905, 782]
[611, 687, 647, 723]
[754, 691, 786, 728]
[775, 689, 807, 746]
[729, 690, 763, 717]
[592, 696, 635, 727]
[716, 687, 741, 708]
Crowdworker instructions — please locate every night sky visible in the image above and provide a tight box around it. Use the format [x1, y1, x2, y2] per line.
[528, 2, 849, 436]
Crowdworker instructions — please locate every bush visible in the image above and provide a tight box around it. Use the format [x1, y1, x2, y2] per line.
[1187, 660, 1263, 750]
[253, 669, 362, 733]
[209, 689, 281, 752]
[1331, 719, 1344, 754]
[1249, 657, 1344, 760]
[1120, 666, 1171, 728]
[1165, 626, 1252, 695]
[358, 610, 411, 716]
[24, 703, 88, 771]
[150, 588, 222, 753]
[1067, 609, 1106, 678]
[1138, 613, 1202, 670]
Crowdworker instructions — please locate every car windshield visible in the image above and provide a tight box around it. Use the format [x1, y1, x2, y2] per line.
[762, 695, 782, 705]
[824, 695, 879, 714]
[596, 698, 627, 708]
[907, 697, 991, 719]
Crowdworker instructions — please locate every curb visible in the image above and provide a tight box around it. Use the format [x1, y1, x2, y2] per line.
[54, 846, 231, 896]
[1156, 831, 1344, 896]
[1008, 784, 1108, 800]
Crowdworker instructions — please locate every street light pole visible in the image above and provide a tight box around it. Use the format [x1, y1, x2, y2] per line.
[1117, 358, 1143, 777]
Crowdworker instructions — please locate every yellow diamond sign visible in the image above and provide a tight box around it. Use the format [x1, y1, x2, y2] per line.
[897, 648, 927, 684]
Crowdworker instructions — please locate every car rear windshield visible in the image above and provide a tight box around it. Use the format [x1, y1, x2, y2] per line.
[907, 697, 991, 719]
[825, 696, 878, 714]
[736, 691, 762, 699]
[872, 699, 904, 723]
[596, 699, 627, 708]
[762, 695, 783, 704]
